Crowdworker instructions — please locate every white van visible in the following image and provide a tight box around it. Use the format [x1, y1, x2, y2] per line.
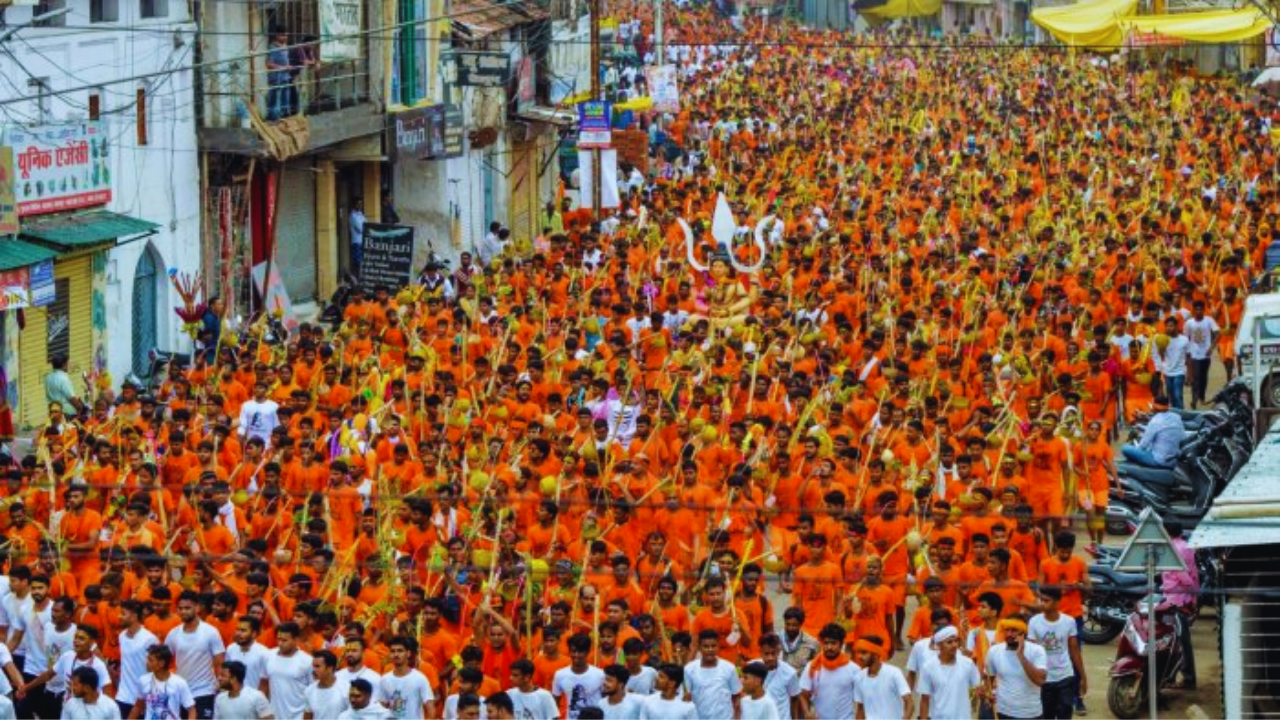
[1233, 292, 1280, 407]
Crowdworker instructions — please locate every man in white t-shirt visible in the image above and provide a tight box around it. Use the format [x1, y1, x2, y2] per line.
[906, 608, 952, 690]
[798, 624, 861, 720]
[754, 635, 800, 720]
[599, 664, 642, 719]
[379, 636, 435, 720]
[48, 626, 112, 703]
[213, 660, 273, 719]
[853, 637, 912, 720]
[224, 616, 271, 692]
[336, 636, 382, 703]
[553, 634, 606, 719]
[918, 627, 981, 720]
[117, 600, 159, 718]
[132, 644, 197, 720]
[638, 665, 698, 720]
[1183, 300, 1220, 408]
[340, 678, 394, 720]
[684, 630, 743, 720]
[507, 659, 559, 720]
[740, 663, 780, 720]
[237, 381, 281, 446]
[1029, 587, 1086, 720]
[14, 593, 75, 720]
[985, 619, 1049, 720]
[304, 650, 351, 719]
[62, 666, 121, 720]
[166, 591, 225, 719]
[264, 623, 313, 720]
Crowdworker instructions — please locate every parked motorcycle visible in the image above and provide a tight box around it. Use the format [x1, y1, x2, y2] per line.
[1082, 562, 1149, 644]
[1107, 598, 1192, 719]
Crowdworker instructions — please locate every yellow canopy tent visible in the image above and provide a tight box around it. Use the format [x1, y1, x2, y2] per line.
[1031, 0, 1136, 49]
[1118, 8, 1272, 44]
[859, 0, 942, 22]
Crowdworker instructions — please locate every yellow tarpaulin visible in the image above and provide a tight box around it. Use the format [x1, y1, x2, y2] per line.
[1031, 0, 1136, 50]
[859, 0, 942, 21]
[614, 96, 655, 112]
[1119, 9, 1272, 44]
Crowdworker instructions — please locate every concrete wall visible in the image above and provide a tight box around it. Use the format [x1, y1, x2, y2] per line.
[0, 0, 202, 383]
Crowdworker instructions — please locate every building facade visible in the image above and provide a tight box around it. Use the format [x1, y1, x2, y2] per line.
[1, 0, 200, 428]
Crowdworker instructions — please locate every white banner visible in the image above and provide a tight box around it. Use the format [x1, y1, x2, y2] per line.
[578, 149, 620, 211]
[645, 65, 680, 113]
[320, 0, 362, 62]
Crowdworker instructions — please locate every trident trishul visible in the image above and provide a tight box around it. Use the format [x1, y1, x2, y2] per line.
[679, 192, 772, 274]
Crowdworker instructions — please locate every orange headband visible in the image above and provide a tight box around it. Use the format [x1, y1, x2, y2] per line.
[855, 639, 885, 660]
[998, 619, 1028, 635]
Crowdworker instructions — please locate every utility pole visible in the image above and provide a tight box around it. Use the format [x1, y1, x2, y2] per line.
[655, 0, 664, 64]
[589, 0, 602, 217]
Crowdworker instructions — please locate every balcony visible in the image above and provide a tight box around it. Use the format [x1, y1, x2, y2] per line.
[196, 0, 383, 157]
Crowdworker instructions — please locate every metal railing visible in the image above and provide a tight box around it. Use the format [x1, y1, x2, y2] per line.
[200, 53, 372, 129]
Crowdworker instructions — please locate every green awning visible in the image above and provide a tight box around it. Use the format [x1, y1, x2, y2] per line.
[19, 210, 160, 249]
[0, 239, 59, 271]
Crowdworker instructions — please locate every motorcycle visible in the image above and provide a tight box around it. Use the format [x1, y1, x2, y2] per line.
[1107, 598, 1191, 720]
[319, 272, 360, 330]
[1082, 562, 1149, 644]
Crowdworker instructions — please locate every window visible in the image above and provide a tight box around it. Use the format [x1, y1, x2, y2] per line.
[33, 0, 67, 26]
[141, 0, 168, 18]
[91, 0, 119, 22]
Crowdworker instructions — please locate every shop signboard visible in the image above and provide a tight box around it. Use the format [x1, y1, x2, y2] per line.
[360, 224, 416, 291]
[1, 122, 111, 216]
[578, 101, 612, 149]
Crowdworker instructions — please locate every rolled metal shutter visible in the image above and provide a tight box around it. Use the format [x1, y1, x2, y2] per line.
[19, 254, 94, 427]
[274, 163, 318, 303]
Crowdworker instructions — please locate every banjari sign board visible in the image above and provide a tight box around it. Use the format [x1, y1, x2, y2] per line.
[360, 224, 416, 291]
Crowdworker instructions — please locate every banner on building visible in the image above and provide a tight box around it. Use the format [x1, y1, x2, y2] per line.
[0, 146, 17, 235]
[442, 104, 465, 158]
[29, 260, 55, 307]
[578, 101, 612, 149]
[1268, 26, 1280, 67]
[360, 224, 416, 291]
[251, 260, 299, 332]
[645, 65, 680, 113]
[0, 268, 29, 311]
[0, 122, 111, 216]
[578, 149, 620, 210]
[320, 0, 363, 62]
[517, 57, 535, 112]
[453, 51, 511, 87]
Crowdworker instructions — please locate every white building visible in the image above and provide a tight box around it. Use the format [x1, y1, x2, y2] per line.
[1, 0, 200, 428]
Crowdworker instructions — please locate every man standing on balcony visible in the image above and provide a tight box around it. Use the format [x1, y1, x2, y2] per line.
[266, 31, 297, 120]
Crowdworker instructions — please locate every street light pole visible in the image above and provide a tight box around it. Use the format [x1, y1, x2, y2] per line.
[589, 0, 602, 217]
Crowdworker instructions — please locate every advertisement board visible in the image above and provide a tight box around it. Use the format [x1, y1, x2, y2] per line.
[1, 122, 111, 216]
[578, 101, 613, 149]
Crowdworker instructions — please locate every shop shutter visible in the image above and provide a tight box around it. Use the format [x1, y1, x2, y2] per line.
[509, 142, 533, 244]
[19, 254, 94, 428]
[274, 164, 318, 303]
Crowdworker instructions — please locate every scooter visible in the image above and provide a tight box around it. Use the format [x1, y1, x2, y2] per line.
[1107, 597, 1191, 719]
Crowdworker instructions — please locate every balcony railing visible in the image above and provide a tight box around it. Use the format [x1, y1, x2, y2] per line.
[200, 53, 371, 130]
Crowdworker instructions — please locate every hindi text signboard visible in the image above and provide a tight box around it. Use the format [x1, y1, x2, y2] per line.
[1, 122, 111, 216]
[454, 51, 511, 87]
